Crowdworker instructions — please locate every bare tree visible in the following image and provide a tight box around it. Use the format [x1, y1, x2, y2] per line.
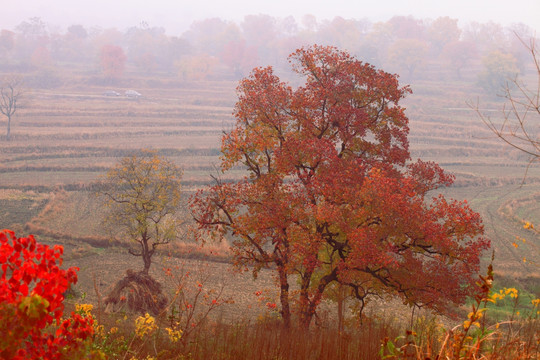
[0, 76, 23, 141]
[470, 37, 539, 167]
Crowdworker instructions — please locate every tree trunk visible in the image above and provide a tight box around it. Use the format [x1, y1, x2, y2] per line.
[299, 296, 315, 329]
[142, 253, 151, 275]
[141, 235, 152, 275]
[6, 115, 10, 141]
[299, 267, 338, 329]
[278, 266, 291, 328]
[298, 269, 314, 329]
[337, 285, 345, 334]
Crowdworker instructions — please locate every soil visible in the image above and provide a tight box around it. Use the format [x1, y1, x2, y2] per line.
[64, 249, 447, 327]
[64, 250, 277, 323]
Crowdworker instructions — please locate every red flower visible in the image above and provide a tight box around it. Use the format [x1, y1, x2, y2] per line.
[266, 302, 277, 309]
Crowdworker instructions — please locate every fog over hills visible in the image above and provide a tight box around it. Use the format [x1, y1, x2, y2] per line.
[2, 0, 539, 35]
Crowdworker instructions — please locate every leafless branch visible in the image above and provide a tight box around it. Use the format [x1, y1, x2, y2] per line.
[470, 37, 539, 167]
[0, 76, 23, 141]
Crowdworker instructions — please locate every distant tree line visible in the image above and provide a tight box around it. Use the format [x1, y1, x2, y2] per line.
[0, 15, 537, 92]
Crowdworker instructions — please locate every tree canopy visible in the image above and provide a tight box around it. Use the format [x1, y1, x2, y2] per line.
[98, 149, 183, 275]
[191, 45, 490, 328]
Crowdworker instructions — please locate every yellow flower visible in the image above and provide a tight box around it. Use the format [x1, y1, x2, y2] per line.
[75, 303, 93, 317]
[109, 327, 118, 334]
[504, 288, 518, 298]
[95, 324, 105, 337]
[134, 313, 157, 338]
[166, 327, 183, 343]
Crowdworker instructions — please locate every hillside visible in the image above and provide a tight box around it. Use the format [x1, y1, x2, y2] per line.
[0, 59, 539, 302]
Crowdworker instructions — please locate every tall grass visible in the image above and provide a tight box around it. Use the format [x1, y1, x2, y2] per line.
[83, 312, 403, 360]
[81, 298, 540, 360]
[173, 320, 399, 360]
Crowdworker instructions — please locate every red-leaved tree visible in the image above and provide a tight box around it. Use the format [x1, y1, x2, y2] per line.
[100, 44, 127, 81]
[220, 39, 259, 78]
[0, 229, 97, 359]
[191, 45, 490, 328]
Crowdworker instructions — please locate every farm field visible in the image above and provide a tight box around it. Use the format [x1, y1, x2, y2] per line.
[2, 9, 540, 357]
[0, 68, 539, 316]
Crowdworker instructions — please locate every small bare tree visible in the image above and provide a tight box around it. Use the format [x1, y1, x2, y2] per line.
[470, 37, 539, 168]
[0, 76, 23, 141]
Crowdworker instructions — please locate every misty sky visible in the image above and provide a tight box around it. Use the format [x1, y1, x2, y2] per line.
[2, 0, 539, 35]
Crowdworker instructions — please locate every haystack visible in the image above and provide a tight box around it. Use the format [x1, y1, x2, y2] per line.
[104, 269, 167, 315]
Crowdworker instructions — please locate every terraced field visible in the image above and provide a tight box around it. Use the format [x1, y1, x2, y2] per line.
[0, 81, 237, 189]
[0, 70, 539, 296]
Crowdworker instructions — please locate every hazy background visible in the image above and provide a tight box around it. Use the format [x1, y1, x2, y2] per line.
[3, 0, 539, 34]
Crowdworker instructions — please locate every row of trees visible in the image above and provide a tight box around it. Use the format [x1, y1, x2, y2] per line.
[100, 46, 491, 328]
[0, 16, 536, 88]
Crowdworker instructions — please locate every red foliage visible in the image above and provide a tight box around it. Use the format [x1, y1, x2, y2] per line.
[0, 229, 95, 359]
[31, 46, 52, 68]
[220, 40, 259, 77]
[191, 45, 490, 328]
[100, 44, 127, 80]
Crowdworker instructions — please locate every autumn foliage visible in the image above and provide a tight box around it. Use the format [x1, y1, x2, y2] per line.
[0, 229, 97, 359]
[96, 149, 183, 275]
[220, 40, 259, 77]
[191, 45, 490, 328]
[100, 44, 127, 80]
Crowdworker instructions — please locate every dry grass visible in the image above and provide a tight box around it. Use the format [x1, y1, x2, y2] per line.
[76, 302, 404, 360]
[169, 320, 398, 360]
[104, 270, 168, 316]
